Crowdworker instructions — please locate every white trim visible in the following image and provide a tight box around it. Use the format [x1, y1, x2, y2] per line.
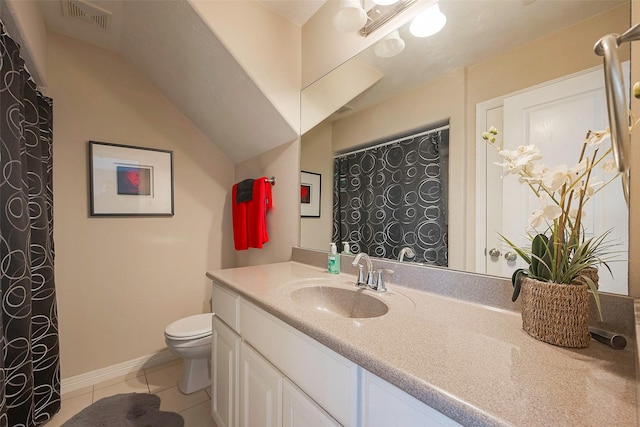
[60, 349, 178, 395]
[475, 99, 503, 274]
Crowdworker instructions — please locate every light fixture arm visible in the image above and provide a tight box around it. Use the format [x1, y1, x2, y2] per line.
[360, 0, 419, 37]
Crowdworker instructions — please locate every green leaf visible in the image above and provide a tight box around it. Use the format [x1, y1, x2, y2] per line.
[531, 234, 551, 279]
[582, 275, 603, 321]
[499, 233, 531, 265]
[511, 269, 528, 302]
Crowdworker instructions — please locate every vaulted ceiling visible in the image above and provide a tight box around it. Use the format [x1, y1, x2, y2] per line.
[38, 0, 319, 163]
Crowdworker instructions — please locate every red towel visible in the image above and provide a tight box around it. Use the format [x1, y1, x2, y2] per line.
[232, 177, 273, 250]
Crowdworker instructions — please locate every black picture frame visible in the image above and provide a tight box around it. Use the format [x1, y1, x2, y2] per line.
[300, 171, 321, 218]
[89, 141, 174, 216]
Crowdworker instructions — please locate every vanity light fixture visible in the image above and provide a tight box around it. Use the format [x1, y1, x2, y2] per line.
[360, 0, 419, 37]
[409, 2, 447, 38]
[334, 0, 419, 37]
[333, 0, 368, 33]
[372, 0, 400, 5]
[374, 29, 406, 58]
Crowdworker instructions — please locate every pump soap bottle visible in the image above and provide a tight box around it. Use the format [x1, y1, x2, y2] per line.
[342, 242, 351, 255]
[328, 243, 340, 274]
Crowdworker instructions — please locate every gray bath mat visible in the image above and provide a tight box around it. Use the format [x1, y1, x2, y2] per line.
[61, 392, 184, 427]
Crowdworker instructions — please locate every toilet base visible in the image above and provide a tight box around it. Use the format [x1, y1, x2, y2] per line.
[178, 356, 211, 394]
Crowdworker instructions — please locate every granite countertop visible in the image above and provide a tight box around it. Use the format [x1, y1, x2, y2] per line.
[206, 261, 637, 427]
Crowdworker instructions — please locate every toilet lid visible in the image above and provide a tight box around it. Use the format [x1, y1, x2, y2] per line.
[165, 313, 212, 340]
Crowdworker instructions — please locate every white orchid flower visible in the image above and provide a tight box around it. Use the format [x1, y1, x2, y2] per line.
[543, 164, 569, 192]
[519, 163, 548, 184]
[498, 145, 542, 176]
[528, 194, 562, 229]
[584, 129, 610, 146]
[543, 160, 587, 192]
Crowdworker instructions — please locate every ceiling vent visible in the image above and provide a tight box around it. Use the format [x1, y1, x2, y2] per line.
[60, 0, 112, 31]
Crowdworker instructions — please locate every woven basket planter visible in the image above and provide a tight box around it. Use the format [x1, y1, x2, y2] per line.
[572, 267, 599, 289]
[520, 278, 590, 348]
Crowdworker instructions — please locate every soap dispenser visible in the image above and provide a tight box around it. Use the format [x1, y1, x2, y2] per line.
[328, 243, 340, 274]
[342, 242, 351, 255]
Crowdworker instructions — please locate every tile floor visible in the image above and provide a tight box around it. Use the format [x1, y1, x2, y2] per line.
[45, 359, 217, 427]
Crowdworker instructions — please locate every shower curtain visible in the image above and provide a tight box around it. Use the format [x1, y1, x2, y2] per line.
[333, 128, 449, 266]
[0, 22, 60, 426]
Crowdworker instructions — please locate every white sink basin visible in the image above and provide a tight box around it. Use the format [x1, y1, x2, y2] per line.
[290, 286, 389, 319]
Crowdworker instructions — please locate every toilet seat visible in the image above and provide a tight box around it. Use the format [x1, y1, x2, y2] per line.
[165, 313, 212, 340]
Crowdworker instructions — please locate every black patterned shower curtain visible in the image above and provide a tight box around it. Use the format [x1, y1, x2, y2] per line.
[0, 22, 60, 426]
[333, 128, 449, 266]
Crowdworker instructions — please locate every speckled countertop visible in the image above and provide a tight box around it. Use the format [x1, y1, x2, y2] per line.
[206, 261, 637, 427]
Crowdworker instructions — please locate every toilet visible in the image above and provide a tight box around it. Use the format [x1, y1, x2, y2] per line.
[164, 313, 213, 394]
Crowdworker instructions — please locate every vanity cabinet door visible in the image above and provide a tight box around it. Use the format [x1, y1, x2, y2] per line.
[282, 378, 340, 427]
[212, 316, 240, 427]
[362, 370, 461, 427]
[239, 342, 283, 427]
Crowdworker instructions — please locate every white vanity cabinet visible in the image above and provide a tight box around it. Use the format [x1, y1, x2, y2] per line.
[212, 282, 346, 427]
[361, 371, 461, 427]
[211, 280, 459, 427]
[282, 379, 340, 427]
[212, 316, 240, 427]
[239, 341, 282, 427]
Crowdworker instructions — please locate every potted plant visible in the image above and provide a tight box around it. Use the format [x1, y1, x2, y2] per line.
[481, 126, 623, 348]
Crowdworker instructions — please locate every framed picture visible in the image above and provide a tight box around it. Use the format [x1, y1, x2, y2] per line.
[300, 171, 321, 218]
[89, 141, 174, 216]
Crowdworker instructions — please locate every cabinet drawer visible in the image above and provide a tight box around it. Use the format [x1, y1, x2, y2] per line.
[212, 281, 240, 332]
[239, 300, 359, 427]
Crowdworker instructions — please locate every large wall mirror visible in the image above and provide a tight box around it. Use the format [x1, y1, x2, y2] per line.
[300, 0, 631, 295]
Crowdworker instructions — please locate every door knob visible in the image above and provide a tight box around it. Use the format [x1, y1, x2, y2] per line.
[488, 248, 501, 257]
[504, 251, 517, 262]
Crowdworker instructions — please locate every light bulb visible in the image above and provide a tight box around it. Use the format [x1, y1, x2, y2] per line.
[409, 3, 447, 38]
[333, 0, 368, 33]
[374, 30, 406, 58]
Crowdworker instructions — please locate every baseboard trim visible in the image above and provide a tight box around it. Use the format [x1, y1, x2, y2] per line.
[61, 349, 178, 395]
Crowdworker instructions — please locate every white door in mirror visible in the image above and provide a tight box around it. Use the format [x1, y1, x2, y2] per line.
[500, 64, 629, 295]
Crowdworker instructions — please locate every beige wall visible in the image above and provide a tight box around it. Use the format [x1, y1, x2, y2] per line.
[234, 140, 301, 266]
[191, 0, 301, 133]
[300, 121, 334, 250]
[49, 32, 236, 377]
[0, 0, 48, 87]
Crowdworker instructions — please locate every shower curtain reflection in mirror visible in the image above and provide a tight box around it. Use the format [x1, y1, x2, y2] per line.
[333, 126, 449, 265]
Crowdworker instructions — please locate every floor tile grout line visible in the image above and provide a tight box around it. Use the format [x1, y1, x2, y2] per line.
[176, 397, 212, 415]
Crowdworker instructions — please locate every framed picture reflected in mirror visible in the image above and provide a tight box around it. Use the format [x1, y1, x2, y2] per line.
[300, 171, 320, 218]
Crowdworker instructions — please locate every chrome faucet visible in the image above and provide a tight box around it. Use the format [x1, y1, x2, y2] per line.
[398, 247, 415, 263]
[352, 252, 373, 287]
[352, 253, 394, 292]
[373, 268, 394, 293]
